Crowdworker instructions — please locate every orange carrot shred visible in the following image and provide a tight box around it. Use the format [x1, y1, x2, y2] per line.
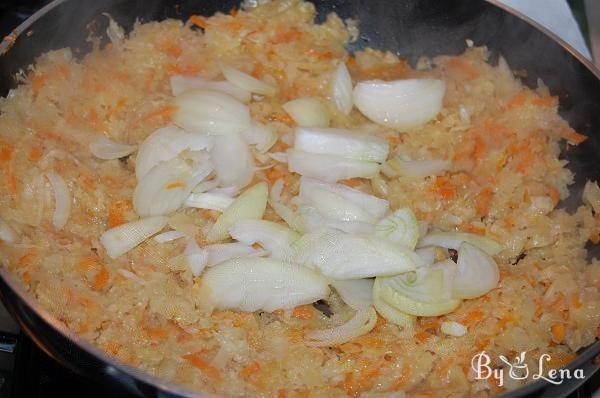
[292, 305, 314, 320]
[240, 361, 261, 378]
[189, 15, 207, 29]
[551, 323, 566, 343]
[183, 352, 221, 380]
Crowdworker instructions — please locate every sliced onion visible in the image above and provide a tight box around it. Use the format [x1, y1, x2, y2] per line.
[135, 125, 213, 181]
[453, 242, 499, 299]
[331, 62, 353, 115]
[100, 216, 168, 259]
[205, 242, 266, 266]
[207, 182, 268, 242]
[331, 279, 373, 310]
[134, 151, 213, 217]
[153, 230, 185, 243]
[418, 231, 502, 256]
[270, 179, 284, 202]
[242, 123, 277, 153]
[300, 184, 376, 224]
[202, 257, 330, 312]
[0, 218, 18, 243]
[440, 321, 467, 337]
[283, 98, 331, 128]
[104, 14, 125, 44]
[305, 307, 377, 346]
[415, 247, 436, 266]
[170, 75, 251, 102]
[185, 237, 209, 276]
[229, 219, 299, 260]
[298, 206, 374, 235]
[372, 278, 415, 328]
[379, 282, 461, 317]
[353, 79, 445, 130]
[374, 207, 419, 249]
[173, 89, 252, 135]
[89, 136, 136, 160]
[294, 127, 388, 163]
[287, 150, 381, 182]
[293, 228, 424, 279]
[210, 133, 254, 189]
[268, 199, 303, 232]
[582, 180, 600, 213]
[392, 158, 451, 178]
[46, 172, 71, 230]
[185, 192, 234, 212]
[221, 64, 278, 97]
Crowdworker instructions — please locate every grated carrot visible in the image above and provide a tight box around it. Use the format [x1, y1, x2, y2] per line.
[292, 305, 314, 320]
[18, 248, 37, 268]
[107, 200, 130, 228]
[447, 57, 479, 79]
[274, 28, 303, 44]
[189, 15, 207, 29]
[432, 176, 455, 200]
[546, 352, 576, 369]
[462, 308, 484, 326]
[548, 186, 560, 206]
[277, 389, 287, 398]
[77, 255, 98, 273]
[267, 164, 288, 183]
[504, 91, 528, 110]
[571, 293, 582, 309]
[458, 223, 486, 235]
[551, 323, 565, 343]
[475, 187, 494, 216]
[531, 95, 557, 107]
[145, 326, 169, 340]
[28, 146, 43, 161]
[415, 330, 432, 343]
[240, 361, 261, 379]
[93, 266, 109, 291]
[183, 352, 221, 380]
[562, 128, 587, 145]
[340, 178, 362, 188]
[0, 141, 13, 164]
[31, 73, 48, 93]
[287, 328, 303, 343]
[387, 366, 411, 391]
[142, 105, 176, 122]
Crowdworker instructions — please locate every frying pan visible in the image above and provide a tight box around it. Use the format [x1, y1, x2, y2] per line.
[0, 0, 598, 397]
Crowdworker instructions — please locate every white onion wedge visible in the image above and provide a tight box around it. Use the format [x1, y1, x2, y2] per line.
[210, 134, 254, 189]
[100, 216, 168, 259]
[268, 200, 303, 232]
[202, 257, 330, 312]
[298, 206, 374, 235]
[393, 158, 451, 178]
[0, 218, 17, 243]
[173, 89, 252, 135]
[294, 127, 388, 163]
[300, 185, 376, 224]
[207, 182, 268, 242]
[287, 150, 380, 182]
[331, 279, 373, 310]
[415, 247, 436, 266]
[453, 242, 499, 299]
[379, 281, 461, 317]
[170, 75, 251, 102]
[305, 307, 377, 346]
[283, 98, 330, 128]
[205, 242, 266, 266]
[135, 125, 213, 180]
[185, 237, 209, 276]
[153, 230, 185, 243]
[374, 207, 419, 249]
[185, 192, 234, 212]
[441, 321, 467, 337]
[372, 278, 415, 328]
[242, 123, 277, 153]
[89, 136, 136, 160]
[292, 228, 424, 279]
[229, 219, 299, 260]
[331, 62, 353, 115]
[46, 172, 71, 230]
[221, 64, 278, 97]
[133, 151, 213, 217]
[418, 231, 502, 256]
[353, 79, 445, 130]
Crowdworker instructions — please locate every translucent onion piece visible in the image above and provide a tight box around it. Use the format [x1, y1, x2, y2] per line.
[294, 127, 389, 163]
[185, 238, 209, 276]
[268, 152, 288, 163]
[331, 62, 353, 115]
[89, 136, 136, 160]
[185, 192, 234, 212]
[210, 133, 254, 189]
[283, 98, 331, 128]
[46, 172, 71, 230]
[270, 179, 284, 202]
[242, 123, 277, 153]
[104, 13, 125, 45]
[453, 242, 499, 299]
[440, 321, 467, 337]
[293, 228, 424, 279]
[415, 247, 436, 266]
[205, 242, 266, 267]
[207, 182, 268, 243]
[298, 206, 374, 235]
[221, 64, 278, 96]
[202, 257, 330, 312]
[300, 185, 376, 224]
[229, 219, 299, 260]
[374, 207, 419, 249]
[379, 281, 461, 317]
[153, 230, 185, 243]
[135, 125, 213, 181]
[393, 158, 451, 178]
[305, 307, 377, 346]
[0, 218, 17, 243]
[100, 216, 168, 259]
[170, 75, 251, 102]
[353, 79, 446, 130]
[582, 180, 600, 213]
[331, 278, 373, 310]
[287, 150, 380, 182]
[268, 200, 303, 232]
[173, 89, 252, 135]
[418, 231, 502, 256]
[134, 151, 213, 217]
[372, 278, 415, 328]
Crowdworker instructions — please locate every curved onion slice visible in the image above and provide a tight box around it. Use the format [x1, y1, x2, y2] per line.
[210, 133, 254, 189]
[293, 228, 424, 279]
[418, 231, 502, 256]
[453, 242, 499, 299]
[202, 257, 330, 312]
[375, 208, 419, 249]
[283, 98, 331, 128]
[294, 127, 388, 163]
[153, 230, 185, 243]
[89, 136, 136, 160]
[221, 64, 278, 97]
[185, 192, 234, 212]
[287, 150, 380, 182]
[372, 278, 415, 328]
[353, 78, 445, 130]
[207, 182, 268, 242]
[100, 216, 168, 259]
[300, 185, 376, 224]
[392, 158, 451, 178]
[185, 237, 209, 276]
[305, 307, 377, 346]
[379, 282, 461, 317]
[331, 62, 353, 115]
[173, 89, 251, 135]
[205, 242, 266, 266]
[135, 125, 213, 181]
[269, 199, 303, 232]
[298, 205, 374, 235]
[440, 321, 467, 337]
[170, 75, 251, 102]
[134, 151, 213, 217]
[242, 123, 278, 153]
[46, 172, 71, 230]
[331, 279, 373, 310]
[229, 219, 299, 260]
[0, 218, 17, 243]
[415, 247, 436, 266]
[582, 180, 600, 213]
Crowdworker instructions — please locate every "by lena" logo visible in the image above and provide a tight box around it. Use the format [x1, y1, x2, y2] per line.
[471, 351, 584, 386]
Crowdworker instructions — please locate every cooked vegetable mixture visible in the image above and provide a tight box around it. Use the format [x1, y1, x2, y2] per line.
[0, 0, 598, 396]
